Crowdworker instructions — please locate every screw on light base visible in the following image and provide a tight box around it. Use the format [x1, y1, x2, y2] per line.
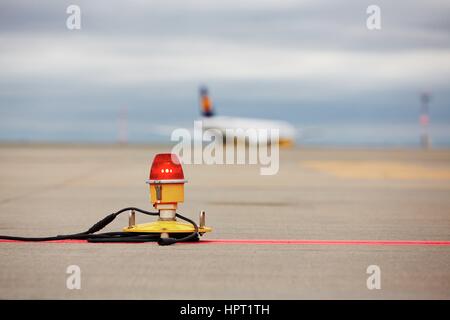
[128, 209, 136, 228]
[200, 211, 206, 228]
[199, 210, 206, 235]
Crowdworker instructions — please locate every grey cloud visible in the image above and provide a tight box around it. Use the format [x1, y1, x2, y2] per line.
[0, 0, 449, 144]
[0, 0, 449, 51]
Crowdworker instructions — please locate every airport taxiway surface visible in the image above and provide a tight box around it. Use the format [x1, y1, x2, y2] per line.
[0, 144, 449, 299]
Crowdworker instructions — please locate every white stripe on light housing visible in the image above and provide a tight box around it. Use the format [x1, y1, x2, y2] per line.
[146, 179, 187, 184]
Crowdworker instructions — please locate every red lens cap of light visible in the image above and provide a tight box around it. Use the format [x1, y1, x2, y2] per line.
[149, 153, 184, 181]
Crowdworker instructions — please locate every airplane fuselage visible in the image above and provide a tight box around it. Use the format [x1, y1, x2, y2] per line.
[201, 116, 295, 147]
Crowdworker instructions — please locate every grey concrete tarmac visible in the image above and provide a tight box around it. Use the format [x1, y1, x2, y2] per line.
[0, 144, 449, 299]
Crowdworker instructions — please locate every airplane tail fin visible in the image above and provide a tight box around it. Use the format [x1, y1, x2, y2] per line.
[199, 86, 214, 117]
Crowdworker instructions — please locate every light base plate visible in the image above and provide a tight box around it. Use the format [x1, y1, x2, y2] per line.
[123, 220, 212, 234]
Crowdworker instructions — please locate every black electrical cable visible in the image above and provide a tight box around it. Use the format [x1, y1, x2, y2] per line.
[157, 213, 199, 246]
[0, 207, 200, 246]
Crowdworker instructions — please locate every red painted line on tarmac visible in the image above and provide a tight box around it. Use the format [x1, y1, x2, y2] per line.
[0, 239, 88, 244]
[193, 239, 450, 246]
[1, 239, 450, 246]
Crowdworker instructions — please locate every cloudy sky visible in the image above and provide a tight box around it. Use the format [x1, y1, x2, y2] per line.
[0, 0, 449, 145]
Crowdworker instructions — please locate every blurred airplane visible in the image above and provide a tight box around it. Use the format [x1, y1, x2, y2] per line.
[151, 85, 311, 147]
[198, 86, 296, 147]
